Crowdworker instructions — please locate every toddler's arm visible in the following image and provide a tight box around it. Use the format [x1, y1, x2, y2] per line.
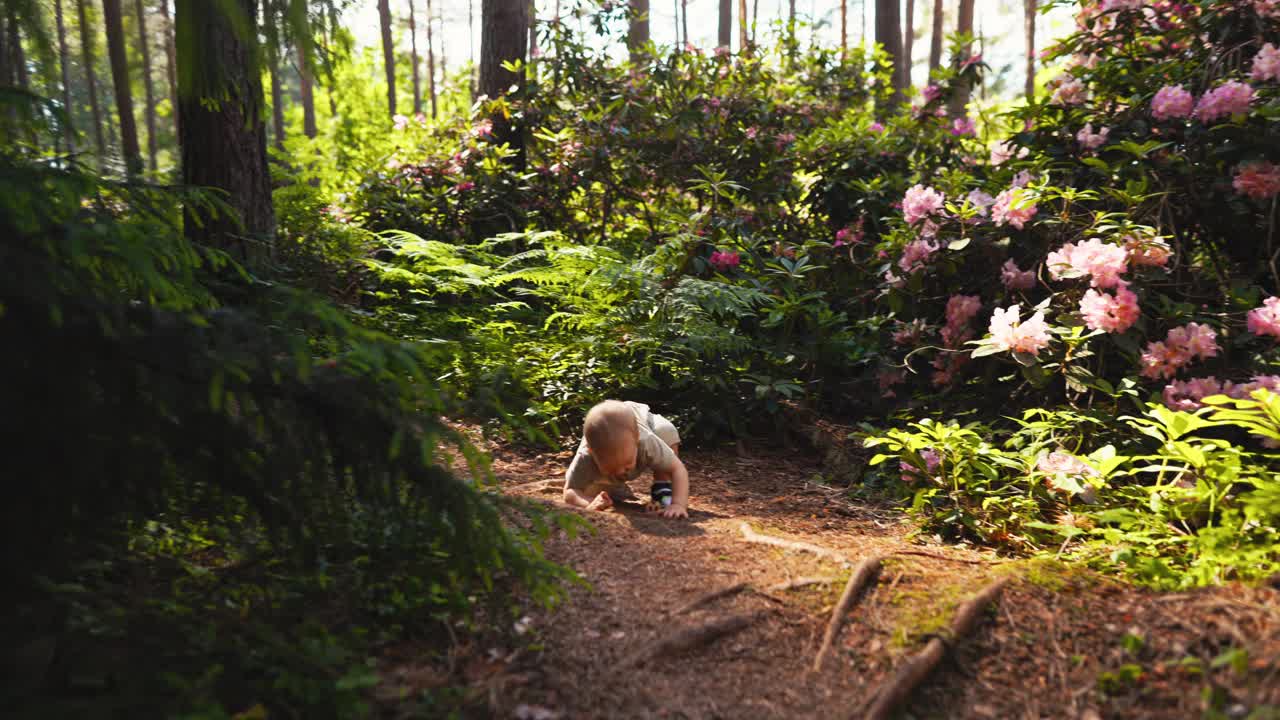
[563, 486, 613, 511]
[653, 455, 689, 519]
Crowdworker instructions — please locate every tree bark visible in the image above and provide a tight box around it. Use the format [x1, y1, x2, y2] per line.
[136, 0, 158, 172]
[904, 0, 915, 87]
[409, 0, 421, 115]
[1024, 0, 1036, 99]
[682, 0, 689, 47]
[56, 0, 77, 152]
[928, 0, 943, 74]
[103, 0, 142, 176]
[377, 0, 396, 117]
[717, 0, 730, 50]
[268, 45, 284, 151]
[299, 40, 316, 138]
[948, 0, 974, 117]
[468, 0, 475, 99]
[840, 0, 846, 59]
[479, 0, 528, 165]
[874, 0, 904, 111]
[159, 0, 178, 139]
[628, 0, 649, 61]
[528, 0, 537, 60]
[427, 0, 437, 118]
[737, 0, 748, 54]
[7, 8, 28, 90]
[176, 0, 274, 265]
[751, 0, 759, 43]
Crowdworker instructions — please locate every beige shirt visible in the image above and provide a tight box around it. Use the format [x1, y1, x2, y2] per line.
[564, 402, 679, 500]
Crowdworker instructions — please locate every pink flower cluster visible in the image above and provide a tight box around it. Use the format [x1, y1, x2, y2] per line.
[868, 121, 885, 133]
[1151, 84, 1194, 121]
[1001, 259, 1037, 290]
[1255, 0, 1280, 20]
[470, 118, 494, 139]
[834, 216, 865, 247]
[898, 238, 940, 273]
[942, 294, 982, 347]
[1193, 81, 1254, 123]
[921, 84, 943, 103]
[988, 305, 1052, 356]
[709, 250, 741, 271]
[1163, 375, 1280, 411]
[966, 190, 996, 217]
[1036, 451, 1099, 499]
[902, 184, 945, 225]
[1124, 235, 1171, 268]
[1050, 77, 1087, 106]
[1076, 123, 1110, 151]
[900, 449, 941, 484]
[989, 141, 1027, 166]
[1232, 162, 1280, 200]
[1046, 238, 1129, 288]
[1080, 284, 1140, 333]
[892, 319, 930, 346]
[951, 117, 976, 137]
[991, 188, 1038, 230]
[1253, 43, 1280, 82]
[1140, 322, 1220, 379]
[1247, 296, 1280, 339]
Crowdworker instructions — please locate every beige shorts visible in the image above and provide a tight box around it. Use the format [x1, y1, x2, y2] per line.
[650, 413, 680, 448]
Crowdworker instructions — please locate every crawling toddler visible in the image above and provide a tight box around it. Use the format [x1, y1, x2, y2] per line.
[562, 400, 689, 519]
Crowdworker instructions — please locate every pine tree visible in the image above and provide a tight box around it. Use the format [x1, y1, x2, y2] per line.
[55, 0, 76, 152]
[102, 0, 142, 175]
[627, 0, 649, 62]
[409, 0, 420, 116]
[158, 0, 178, 138]
[949, 0, 974, 117]
[377, 0, 395, 117]
[928, 0, 943, 75]
[717, 0, 730, 50]
[1024, 0, 1036, 99]
[135, 0, 158, 172]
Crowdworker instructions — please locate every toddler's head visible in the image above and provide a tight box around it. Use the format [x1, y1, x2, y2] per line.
[584, 400, 639, 478]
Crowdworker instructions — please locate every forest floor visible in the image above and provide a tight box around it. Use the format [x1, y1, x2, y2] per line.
[378, 434, 1280, 720]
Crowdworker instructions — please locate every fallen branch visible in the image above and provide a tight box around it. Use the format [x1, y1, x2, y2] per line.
[739, 522, 849, 565]
[505, 479, 562, 495]
[813, 554, 885, 672]
[860, 578, 1010, 720]
[768, 576, 834, 592]
[617, 612, 764, 669]
[673, 582, 748, 615]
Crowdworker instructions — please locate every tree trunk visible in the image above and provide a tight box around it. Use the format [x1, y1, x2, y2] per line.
[737, 0, 748, 54]
[682, 0, 688, 47]
[409, 0, 420, 115]
[904, 0, 915, 87]
[840, 0, 846, 59]
[928, 0, 943, 74]
[377, 0, 396, 117]
[528, 0, 537, 59]
[717, 0, 730, 50]
[479, 0, 528, 165]
[1024, 0, 1036, 99]
[269, 46, 284, 151]
[627, 0, 649, 61]
[874, 0, 903, 112]
[102, 0, 142, 176]
[437, 0, 446, 87]
[299, 40, 316, 138]
[427, 0, 436, 118]
[55, 0, 77, 152]
[948, 0, 974, 116]
[159, 0, 178, 139]
[468, 0, 475, 99]
[7, 9, 28, 90]
[751, 0, 759, 43]
[135, 0, 157, 173]
[787, 0, 795, 47]
[176, 0, 274, 265]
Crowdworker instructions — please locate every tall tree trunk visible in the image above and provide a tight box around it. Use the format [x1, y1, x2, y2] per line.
[0, 12, 9, 89]
[627, 0, 649, 62]
[874, 0, 903, 112]
[528, 0, 537, 59]
[176, 0, 273, 264]
[904, 0, 915, 87]
[479, 0, 528, 166]
[136, 0, 158, 172]
[787, 0, 795, 49]
[681, 0, 688, 47]
[751, 0, 759, 43]
[949, 0, 974, 116]
[468, 0, 475, 99]
[427, 0, 436, 118]
[299, 40, 316, 138]
[7, 8, 27, 90]
[839, 0, 846, 59]
[928, 0, 943, 74]
[1024, 0, 1036, 99]
[268, 46, 284, 151]
[159, 0, 178, 139]
[377, 0, 396, 117]
[717, 0, 730, 50]
[737, 0, 748, 54]
[437, 1, 446, 87]
[409, 0, 421, 115]
[76, 0, 106, 160]
[103, 0, 142, 176]
[56, 0, 77, 152]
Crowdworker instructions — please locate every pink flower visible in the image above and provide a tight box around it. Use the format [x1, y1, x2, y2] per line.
[1230, 375, 1280, 398]
[1193, 81, 1254, 123]
[868, 121, 885, 133]
[1168, 322, 1219, 360]
[1046, 238, 1129, 289]
[1255, 0, 1280, 21]
[1252, 43, 1280, 82]
[1036, 451, 1098, 499]
[898, 238, 940, 273]
[1080, 284, 1141, 333]
[834, 217, 865, 247]
[393, 114, 410, 130]
[988, 305, 1052, 356]
[991, 188, 1038, 230]
[1232, 162, 1280, 200]
[1076, 123, 1110, 151]
[892, 319, 930, 346]
[1124, 235, 1171, 268]
[1140, 323, 1219, 378]
[951, 117, 976, 137]
[989, 141, 1026, 166]
[709, 250, 741, 271]
[946, 294, 983, 329]
[456, 180, 476, 192]
[1050, 77, 1087, 106]
[1163, 377, 1225, 411]
[470, 118, 494, 138]
[966, 190, 996, 217]
[1151, 84, 1195, 121]
[1247, 297, 1280, 339]
[902, 184, 945, 225]
[745, 126, 759, 139]
[1011, 170, 1035, 189]
[1141, 341, 1184, 380]
[1001, 259, 1037, 290]
[414, 112, 428, 126]
[921, 84, 943, 103]
[900, 449, 941, 484]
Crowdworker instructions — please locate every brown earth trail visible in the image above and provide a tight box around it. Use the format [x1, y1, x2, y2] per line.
[380, 442, 1280, 720]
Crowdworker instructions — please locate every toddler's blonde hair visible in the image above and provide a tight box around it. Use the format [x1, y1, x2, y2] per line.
[583, 400, 638, 457]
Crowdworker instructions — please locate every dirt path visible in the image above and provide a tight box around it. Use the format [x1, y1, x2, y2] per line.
[385, 443, 1280, 720]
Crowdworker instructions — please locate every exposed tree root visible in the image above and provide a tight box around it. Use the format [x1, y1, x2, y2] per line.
[859, 578, 1011, 720]
[617, 612, 765, 669]
[505, 479, 562, 494]
[813, 554, 885, 672]
[738, 522, 849, 565]
[674, 582, 749, 616]
[768, 576, 834, 592]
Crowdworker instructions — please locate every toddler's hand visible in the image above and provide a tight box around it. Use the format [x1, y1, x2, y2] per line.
[659, 503, 688, 519]
[586, 492, 614, 512]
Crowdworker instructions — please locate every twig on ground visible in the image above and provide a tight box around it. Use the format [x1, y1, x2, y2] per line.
[674, 582, 749, 615]
[738, 522, 850, 565]
[505, 478, 562, 494]
[617, 612, 765, 669]
[859, 578, 1011, 720]
[768, 576, 834, 592]
[891, 550, 998, 565]
[813, 554, 884, 672]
